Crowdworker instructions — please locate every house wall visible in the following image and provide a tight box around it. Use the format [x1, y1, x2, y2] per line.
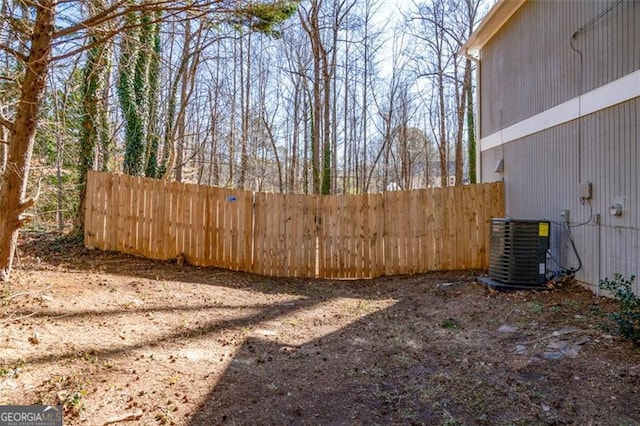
[480, 0, 640, 136]
[478, 0, 640, 293]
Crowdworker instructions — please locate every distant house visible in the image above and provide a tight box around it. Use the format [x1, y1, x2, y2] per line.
[463, 0, 640, 294]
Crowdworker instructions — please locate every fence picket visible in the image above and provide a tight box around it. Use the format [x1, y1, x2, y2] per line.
[252, 192, 265, 275]
[132, 177, 142, 256]
[304, 195, 317, 277]
[169, 182, 180, 259]
[109, 174, 119, 251]
[84, 171, 96, 248]
[287, 194, 299, 277]
[455, 186, 465, 269]
[317, 197, 327, 278]
[423, 188, 433, 270]
[352, 195, 363, 278]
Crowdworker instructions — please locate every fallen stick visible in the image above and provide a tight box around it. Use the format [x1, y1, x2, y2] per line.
[102, 410, 144, 425]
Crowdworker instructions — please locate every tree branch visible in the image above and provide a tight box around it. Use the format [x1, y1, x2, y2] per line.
[52, 0, 224, 40]
[0, 114, 14, 132]
[19, 177, 43, 214]
[0, 43, 28, 63]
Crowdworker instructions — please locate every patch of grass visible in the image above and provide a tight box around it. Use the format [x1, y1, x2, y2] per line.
[433, 402, 461, 426]
[441, 318, 459, 329]
[376, 387, 401, 406]
[528, 301, 544, 314]
[442, 418, 462, 426]
[36, 375, 88, 419]
[65, 390, 87, 416]
[155, 403, 177, 425]
[0, 360, 25, 378]
[563, 298, 581, 311]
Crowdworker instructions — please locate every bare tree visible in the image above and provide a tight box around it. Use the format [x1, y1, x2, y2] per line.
[408, 0, 484, 186]
[299, 0, 356, 195]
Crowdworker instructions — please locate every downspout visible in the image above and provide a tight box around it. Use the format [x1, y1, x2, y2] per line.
[462, 49, 482, 183]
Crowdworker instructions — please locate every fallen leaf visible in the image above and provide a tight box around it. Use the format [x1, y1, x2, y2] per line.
[28, 333, 40, 345]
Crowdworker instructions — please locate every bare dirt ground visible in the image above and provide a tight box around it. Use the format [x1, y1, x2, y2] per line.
[1, 233, 639, 425]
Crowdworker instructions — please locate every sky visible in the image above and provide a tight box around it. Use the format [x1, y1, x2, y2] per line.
[374, 0, 417, 77]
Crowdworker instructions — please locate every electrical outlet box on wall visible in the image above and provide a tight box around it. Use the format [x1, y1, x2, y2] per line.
[579, 182, 592, 200]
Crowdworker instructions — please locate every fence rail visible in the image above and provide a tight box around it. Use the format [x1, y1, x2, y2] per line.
[85, 171, 504, 278]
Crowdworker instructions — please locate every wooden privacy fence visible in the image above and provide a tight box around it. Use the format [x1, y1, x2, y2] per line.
[85, 171, 504, 278]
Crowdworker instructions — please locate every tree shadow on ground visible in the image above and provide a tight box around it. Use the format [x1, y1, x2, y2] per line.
[188, 298, 445, 425]
[186, 284, 640, 425]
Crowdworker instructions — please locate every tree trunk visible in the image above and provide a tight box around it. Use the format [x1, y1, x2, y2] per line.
[299, 2, 322, 194]
[302, 89, 310, 194]
[342, 32, 349, 194]
[262, 114, 284, 193]
[76, 2, 112, 233]
[437, 67, 448, 187]
[289, 82, 300, 192]
[360, 6, 370, 194]
[208, 88, 220, 186]
[0, 1, 54, 281]
[119, 12, 144, 176]
[145, 12, 161, 178]
[465, 58, 476, 184]
[454, 53, 467, 187]
[228, 33, 238, 186]
[311, 36, 322, 195]
[174, 18, 191, 182]
[321, 51, 331, 195]
[239, 31, 251, 190]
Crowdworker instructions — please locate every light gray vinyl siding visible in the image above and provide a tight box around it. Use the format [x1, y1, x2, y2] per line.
[482, 97, 640, 293]
[480, 0, 640, 137]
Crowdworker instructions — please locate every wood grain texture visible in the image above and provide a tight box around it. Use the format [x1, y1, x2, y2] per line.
[85, 172, 503, 278]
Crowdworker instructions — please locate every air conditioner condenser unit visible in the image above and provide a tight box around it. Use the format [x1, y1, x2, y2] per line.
[478, 218, 550, 290]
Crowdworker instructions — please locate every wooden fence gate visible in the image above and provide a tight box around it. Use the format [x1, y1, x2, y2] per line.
[84, 171, 504, 278]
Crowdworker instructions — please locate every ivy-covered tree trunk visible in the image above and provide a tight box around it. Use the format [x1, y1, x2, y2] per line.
[118, 12, 144, 176]
[130, 11, 152, 174]
[97, 56, 116, 172]
[116, 10, 161, 178]
[145, 12, 161, 178]
[76, 0, 112, 232]
[0, 1, 54, 281]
